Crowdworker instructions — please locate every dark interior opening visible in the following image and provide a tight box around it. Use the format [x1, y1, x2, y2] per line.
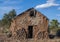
[30, 11, 36, 17]
[28, 26, 33, 38]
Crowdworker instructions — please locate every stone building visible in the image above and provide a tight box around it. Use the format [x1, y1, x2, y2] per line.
[9, 8, 49, 39]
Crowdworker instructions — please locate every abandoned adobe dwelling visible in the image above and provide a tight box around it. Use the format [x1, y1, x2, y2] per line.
[9, 8, 49, 39]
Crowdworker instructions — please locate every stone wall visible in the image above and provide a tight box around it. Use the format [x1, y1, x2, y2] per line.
[9, 8, 49, 39]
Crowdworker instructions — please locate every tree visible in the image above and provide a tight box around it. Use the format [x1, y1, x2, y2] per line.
[56, 29, 60, 37]
[50, 19, 59, 29]
[2, 13, 9, 26]
[9, 9, 16, 19]
[0, 20, 1, 27]
[49, 19, 60, 35]
[1, 9, 16, 33]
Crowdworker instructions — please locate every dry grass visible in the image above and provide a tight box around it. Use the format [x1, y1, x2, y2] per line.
[36, 39, 60, 42]
[0, 33, 60, 42]
[1, 38, 60, 42]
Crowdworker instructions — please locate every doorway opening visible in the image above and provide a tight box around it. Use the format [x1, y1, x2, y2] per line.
[28, 26, 33, 38]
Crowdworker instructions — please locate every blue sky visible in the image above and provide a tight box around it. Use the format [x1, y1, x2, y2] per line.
[0, 0, 60, 22]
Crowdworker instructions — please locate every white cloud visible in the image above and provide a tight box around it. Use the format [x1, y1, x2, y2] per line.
[35, 0, 60, 9]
